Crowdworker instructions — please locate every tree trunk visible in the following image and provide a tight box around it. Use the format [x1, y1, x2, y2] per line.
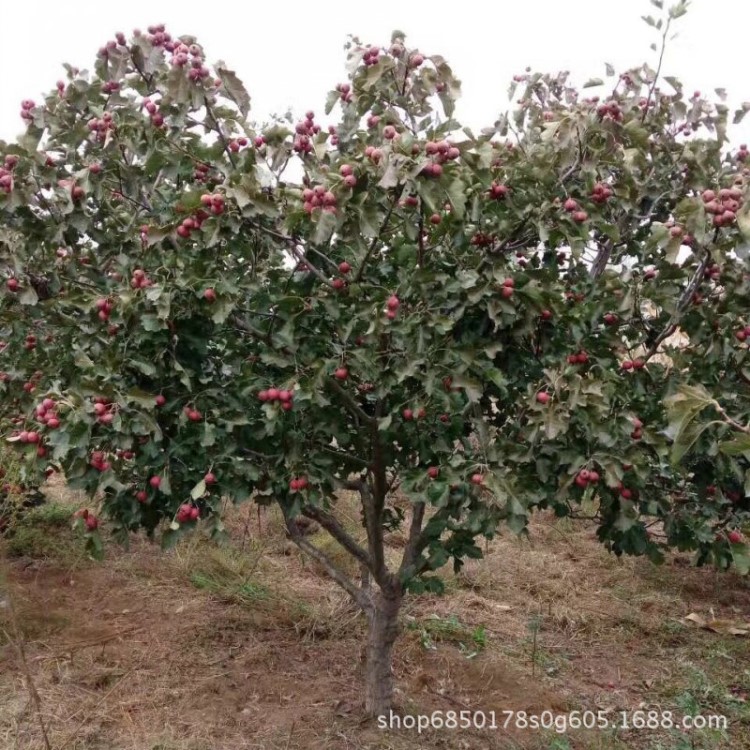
[364, 586, 402, 716]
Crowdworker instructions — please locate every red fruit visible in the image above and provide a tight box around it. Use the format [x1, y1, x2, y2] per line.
[620, 487, 632, 499]
[340, 164, 353, 177]
[575, 475, 588, 488]
[176, 225, 191, 238]
[402, 408, 414, 421]
[386, 295, 400, 310]
[563, 198, 578, 212]
[187, 409, 202, 422]
[621, 360, 634, 370]
[204, 472, 216, 485]
[536, 391, 550, 404]
[429, 213, 442, 225]
[6, 279, 19, 292]
[278, 390, 292, 402]
[427, 466, 439, 479]
[203, 288, 217, 302]
[85, 515, 99, 531]
[417, 408, 426, 419]
[46, 418, 60, 429]
[149, 476, 162, 488]
[572, 210, 588, 223]
[470, 473, 484, 485]
[501, 286, 514, 298]
[155, 394, 166, 406]
[728, 530, 743, 544]
[334, 367, 349, 381]
[338, 261, 351, 274]
[267, 388, 280, 401]
[189, 507, 200, 520]
[42, 398, 56, 410]
[36, 445, 47, 458]
[603, 313, 618, 326]
[439, 414, 449, 423]
[588, 471, 600, 483]
[289, 478, 300, 491]
[136, 490, 148, 503]
[332, 278, 346, 290]
[281, 400, 293, 412]
[540, 309, 553, 320]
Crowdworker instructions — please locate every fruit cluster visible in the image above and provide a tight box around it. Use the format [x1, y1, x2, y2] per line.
[302, 184, 337, 214]
[701, 186, 743, 228]
[562, 197, 588, 223]
[130, 268, 154, 289]
[94, 297, 114, 322]
[92, 396, 116, 425]
[590, 182, 613, 205]
[89, 450, 112, 472]
[425, 139, 460, 163]
[20, 99, 35, 123]
[489, 182, 509, 199]
[289, 476, 309, 491]
[143, 97, 165, 128]
[183, 405, 203, 422]
[335, 82, 353, 104]
[574, 468, 600, 488]
[0, 154, 18, 193]
[596, 100, 624, 122]
[258, 388, 294, 411]
[177, 503, 200, 522]
[362, 46, 380, 67]
[293, 111, 321, 155]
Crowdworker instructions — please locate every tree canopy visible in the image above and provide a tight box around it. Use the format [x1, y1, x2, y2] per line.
[1, 0, 750, 713]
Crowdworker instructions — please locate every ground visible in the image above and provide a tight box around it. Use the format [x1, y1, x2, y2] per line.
[1, 478, 749, 750]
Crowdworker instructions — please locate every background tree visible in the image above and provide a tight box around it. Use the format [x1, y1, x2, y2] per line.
[1, 0, 749, 715]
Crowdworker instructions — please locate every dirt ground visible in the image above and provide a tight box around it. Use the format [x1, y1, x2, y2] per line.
[1, 479, 749, 750]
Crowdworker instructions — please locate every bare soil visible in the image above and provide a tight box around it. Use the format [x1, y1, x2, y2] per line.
[1, 479, 749, 750]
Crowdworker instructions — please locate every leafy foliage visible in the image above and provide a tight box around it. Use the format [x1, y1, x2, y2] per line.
[1, 8, 750, 709]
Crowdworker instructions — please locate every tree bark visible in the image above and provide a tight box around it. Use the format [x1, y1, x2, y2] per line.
[364, 585, 402, 716]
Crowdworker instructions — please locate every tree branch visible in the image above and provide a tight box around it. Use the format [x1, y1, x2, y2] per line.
[325, 378, 376, 425]
[204, 96, 237, 169]
[643, 248, 712, 362]
[399, 501, 426, 576]
[641, 16, 672, 124]
[301, 505, 372, 569]
[283, 511, 368, 609]
[354, 189, 404, 283]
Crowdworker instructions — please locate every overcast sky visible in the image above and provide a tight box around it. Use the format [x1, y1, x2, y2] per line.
[1, 1, 748, 145]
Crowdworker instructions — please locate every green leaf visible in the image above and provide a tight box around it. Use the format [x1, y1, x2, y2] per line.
[191, 479, 207, 500]
[19, 287, 38, 306]
[216, 64, 251, 117]
[731, 545, 750, 576]
[165, 66, 190, 105]
[719, 434, 750, 457]
[313, 210, 337, 245]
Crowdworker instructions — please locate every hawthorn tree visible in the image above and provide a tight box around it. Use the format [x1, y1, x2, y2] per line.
[1, 1, 750, 714]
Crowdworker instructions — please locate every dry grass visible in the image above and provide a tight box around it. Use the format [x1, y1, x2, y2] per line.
[1, 481, 749, 750]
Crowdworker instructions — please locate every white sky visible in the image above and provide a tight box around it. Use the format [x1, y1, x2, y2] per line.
[1, 1, 748, 145]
